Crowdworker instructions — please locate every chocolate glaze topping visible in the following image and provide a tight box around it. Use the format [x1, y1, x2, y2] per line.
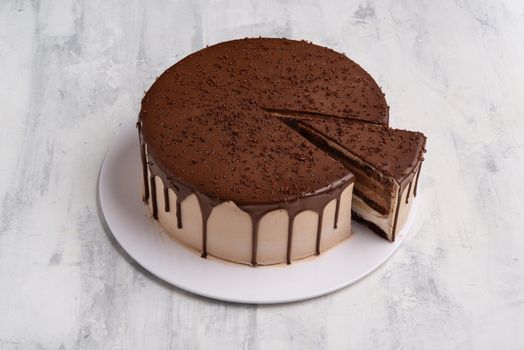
[140, 38, 387, 204]
[137, 38, 424, 264]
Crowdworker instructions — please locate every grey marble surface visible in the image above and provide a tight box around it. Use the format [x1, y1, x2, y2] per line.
[1, 0, 524, 349]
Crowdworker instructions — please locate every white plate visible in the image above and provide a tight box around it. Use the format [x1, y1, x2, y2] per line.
[98, 122, 417, 304]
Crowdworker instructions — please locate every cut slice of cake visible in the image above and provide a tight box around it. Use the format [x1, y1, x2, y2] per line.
[284, 118, 426, 241]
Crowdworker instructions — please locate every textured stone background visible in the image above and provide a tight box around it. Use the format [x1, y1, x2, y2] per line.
[1, 0, 523, 349]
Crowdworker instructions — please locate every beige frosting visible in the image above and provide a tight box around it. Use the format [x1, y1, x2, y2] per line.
[144, 168, 354, 266]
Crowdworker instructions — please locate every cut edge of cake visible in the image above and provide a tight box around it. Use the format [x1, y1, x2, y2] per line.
[281, 117, 426, 241]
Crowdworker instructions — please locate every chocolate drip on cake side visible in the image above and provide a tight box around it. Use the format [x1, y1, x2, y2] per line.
[286, 216, 295, 265]
[138, 123, 220, 259]
[149, 174, 158, 219]
[315, 211, 324, 255]
[137, 123, 149, 203]
[405, 180, 413, 204]
[172, 184, 193, 229]
[334, 194, 341, 229]
[175, 197, 182, 229]
[233, 207, 271, 267]
[414, 160, 423, 197]
[139, 125, 354, 266]
[140, 146, 218, 257]
[138, 123, 195, 226]
[396, 159, 424, 234]
[391, 186, 403, 242]
[193, 192, 217, 258]
[163, 187, 170, 212]
[141, 115, 425, 249]
[239, 179, 351, 266]
[391, 163, 423, 240]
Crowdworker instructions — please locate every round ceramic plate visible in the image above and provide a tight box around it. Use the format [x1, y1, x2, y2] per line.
[98, 122, 417, 304]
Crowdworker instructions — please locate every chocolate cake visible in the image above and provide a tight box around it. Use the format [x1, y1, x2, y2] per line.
[137, 38, 426, 266]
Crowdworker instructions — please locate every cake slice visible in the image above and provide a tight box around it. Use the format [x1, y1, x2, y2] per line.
[284, 118, 426, 241]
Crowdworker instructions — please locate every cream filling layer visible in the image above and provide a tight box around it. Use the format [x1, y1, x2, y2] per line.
[352, 171, 417, 241]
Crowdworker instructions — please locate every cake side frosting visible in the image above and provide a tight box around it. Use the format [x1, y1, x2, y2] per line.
[139, 127, 355, 265]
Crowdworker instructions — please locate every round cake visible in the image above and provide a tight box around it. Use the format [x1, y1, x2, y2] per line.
[137, 38, 422, 266]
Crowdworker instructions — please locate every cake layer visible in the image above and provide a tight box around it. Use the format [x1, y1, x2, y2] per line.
[351, 169, 416, 240]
